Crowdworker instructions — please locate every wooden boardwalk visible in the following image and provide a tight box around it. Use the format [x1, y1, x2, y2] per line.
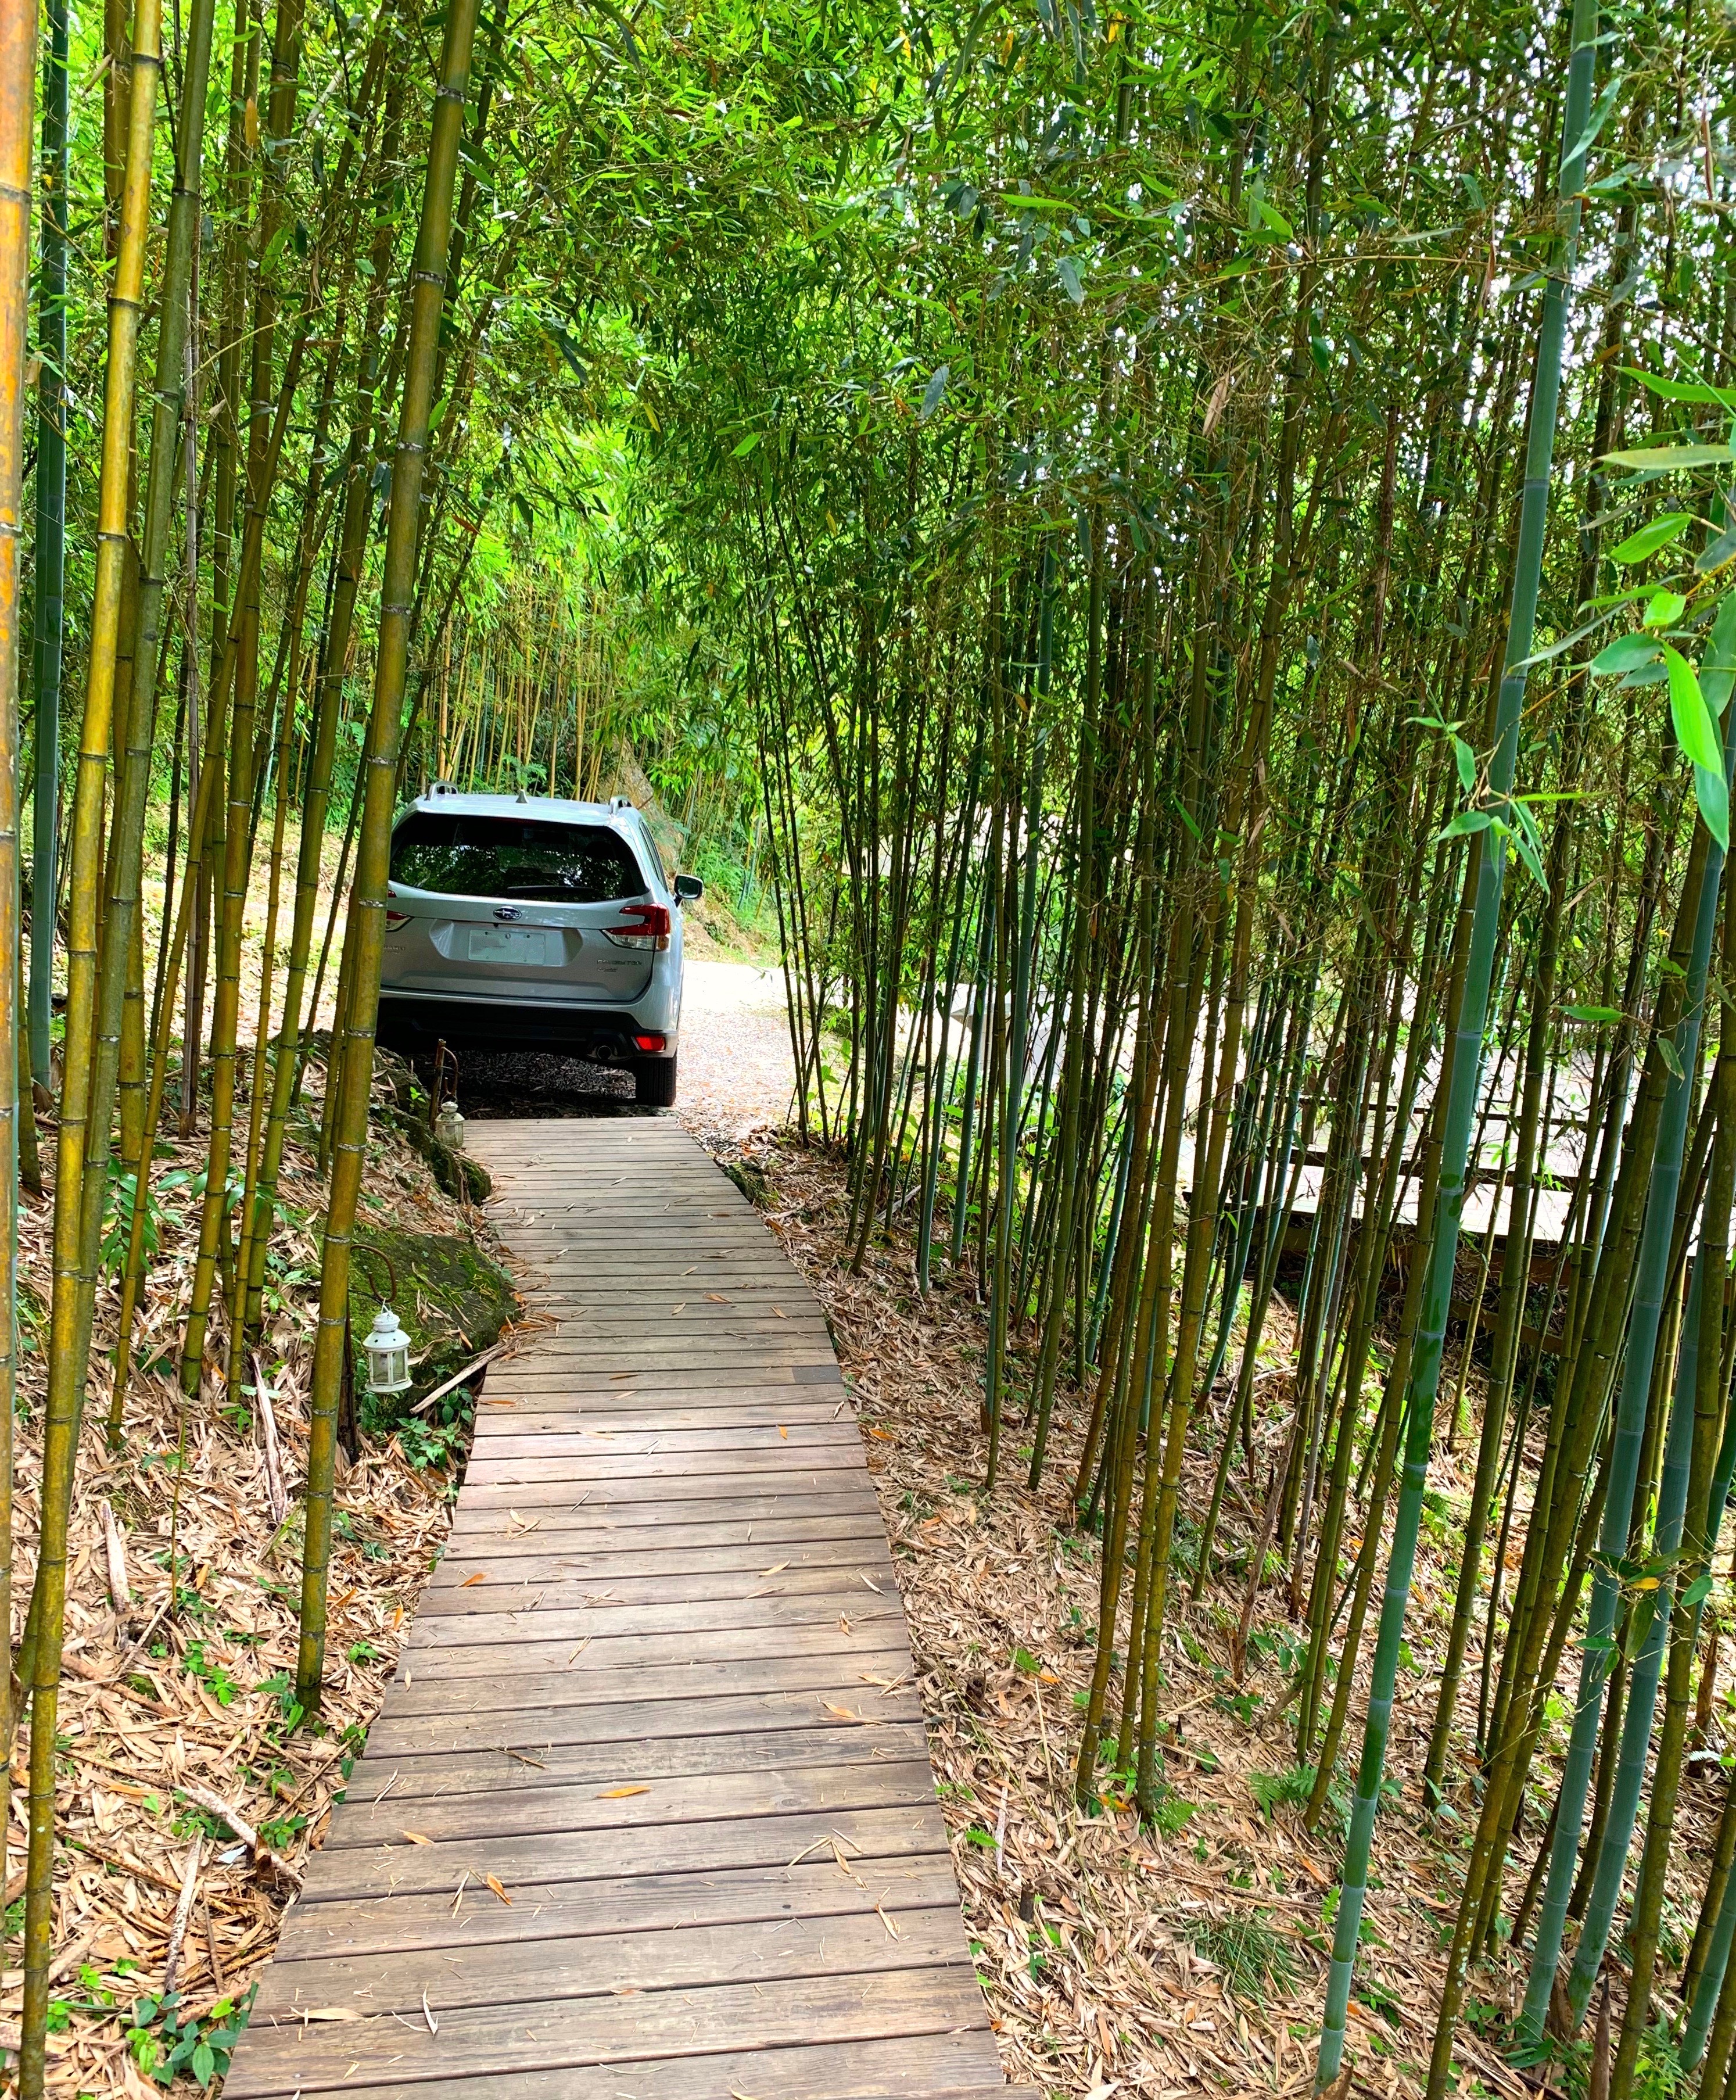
[225, 1115, 1010, 2100]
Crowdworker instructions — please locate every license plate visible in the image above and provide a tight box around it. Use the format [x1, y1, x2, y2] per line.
[467, 926, 551, 965]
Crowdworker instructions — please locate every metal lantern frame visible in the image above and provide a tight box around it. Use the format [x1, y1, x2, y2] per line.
[363, 1305, 413, 1396]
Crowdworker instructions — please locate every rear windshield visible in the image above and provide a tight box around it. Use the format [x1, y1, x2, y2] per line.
[390, 814, 646, 904]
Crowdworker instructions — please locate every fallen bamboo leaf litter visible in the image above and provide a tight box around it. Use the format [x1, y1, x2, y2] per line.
[703, 1125, 1644, 2100]
[1, 1039, 514, 2094]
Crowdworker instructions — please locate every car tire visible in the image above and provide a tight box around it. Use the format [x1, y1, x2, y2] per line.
[634, 1054, 678, 1108]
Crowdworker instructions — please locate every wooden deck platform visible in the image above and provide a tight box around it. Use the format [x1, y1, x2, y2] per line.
[224, 1115, 1009, 2100]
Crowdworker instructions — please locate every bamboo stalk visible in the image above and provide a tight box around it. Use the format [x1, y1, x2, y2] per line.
[20, 0, 160, 2074]
[296, 0, 483, 1710]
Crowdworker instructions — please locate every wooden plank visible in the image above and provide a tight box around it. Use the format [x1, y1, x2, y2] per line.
[267, 1859, 964, 1965]
[392, 1617, 910, 1682]
[400, 1590, 907, 1649]
[221, 2032, 1009, 2100]
[374, 1646, 916, 1728]
[419, 1564, 894, 1611]
[253, 1904, 974, 2020]
[442, 1511, 888, 1556]
[458, 1454, 870, 1488]
[289, 1801, 952, 1906]
[338, 1721, 929, 1798]
[469, 1403, 850, 1433]
[225, 1978, 1003, 2099]
[456, 1473, 879, 1511]
[364, 1676, 920, 1758]
[480, 1366, 840, 1393]
[438, 1514, 888, 1561]
[324, 1758, 938, 1851]
[223, 1116, 997, 2100]
[463, 1427, 861, 1467]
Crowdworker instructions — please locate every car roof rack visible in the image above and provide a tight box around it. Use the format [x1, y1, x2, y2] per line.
[610, 794, 635, 812]
[428, 779, 458, 795]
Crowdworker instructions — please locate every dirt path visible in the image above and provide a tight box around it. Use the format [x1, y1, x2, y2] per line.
[454, 957, 797, 1140]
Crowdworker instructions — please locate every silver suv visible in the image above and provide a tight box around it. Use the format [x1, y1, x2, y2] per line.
[377, 788, 702, 1107]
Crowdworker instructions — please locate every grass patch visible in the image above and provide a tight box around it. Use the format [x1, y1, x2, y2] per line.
[1183, 1913, 1297, 2001]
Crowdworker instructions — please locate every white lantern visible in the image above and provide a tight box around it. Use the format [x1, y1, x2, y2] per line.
[364, 1307, 412, 1396]
[435, 1103, 466, 1152]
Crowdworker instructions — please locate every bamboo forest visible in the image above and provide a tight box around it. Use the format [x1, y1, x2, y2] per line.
[0, 0, 1734, 2089]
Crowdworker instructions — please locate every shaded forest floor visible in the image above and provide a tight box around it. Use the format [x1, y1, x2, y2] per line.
[3, 1062, 521, 2095]
[697, 1125, 1728, 2100]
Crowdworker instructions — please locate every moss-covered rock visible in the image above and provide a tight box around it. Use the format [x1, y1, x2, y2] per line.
[371, 1047, 493, 1203]
[349, 1222, 518, 1429]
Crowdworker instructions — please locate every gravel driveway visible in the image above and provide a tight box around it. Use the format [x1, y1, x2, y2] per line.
[451, 957, 797, 1138]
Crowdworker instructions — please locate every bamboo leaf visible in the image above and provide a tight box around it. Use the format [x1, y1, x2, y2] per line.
[1663, 645, 1722, 771]
[1590, 633, 1660, 676]
[1437, 809, 1493, 840]
[1503, 816, 1546, 890]
[1561, 73, 1623, 174]
[1601, 445, 1736, 472]
[1697, 516, 1736, 575]
[1699, 593, 1736, 718]
[920, 363, 951, 421]
[1694, 761, 1731, 851]
[1512, 611, 1612, 668]
[1608, 514, 1694, 564]
[1056, 255, 1085, 305]
[1621, 367, 1736, 413]
[1563, 1005, 1622, 1023]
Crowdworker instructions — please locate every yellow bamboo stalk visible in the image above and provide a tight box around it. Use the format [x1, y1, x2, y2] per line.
[297, 0, 483, 1708]
[0, 0, 31, 2025]
[21, 0, 157, 2077]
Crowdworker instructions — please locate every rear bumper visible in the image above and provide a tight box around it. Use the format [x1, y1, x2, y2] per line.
[376, 991, 676, 1062]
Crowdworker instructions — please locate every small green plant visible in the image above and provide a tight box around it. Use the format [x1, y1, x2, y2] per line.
[125, 1986, 254, 2087]
[181, 1643, 238, 1706]
[387, 1404, 471, 1469]
[1184, 1914, 1296, 2002]
[1148, 1787, 1199, 1837]
[1248, 1765, 1316, 1818]
[1250, 1623, 1304, 1673]
[256, 1671, 306, 1734]
[1356, 1973, 1402, 2027]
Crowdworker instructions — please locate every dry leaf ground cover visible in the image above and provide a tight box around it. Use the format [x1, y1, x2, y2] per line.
[4, 1061, 519, 2097]
[708, 1128, 1729, 2100]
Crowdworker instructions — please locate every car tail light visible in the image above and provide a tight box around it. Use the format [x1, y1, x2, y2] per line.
[385, 909, 410, 931]
[633, 1033, 667, 1053]
[602, 902, 671, 952]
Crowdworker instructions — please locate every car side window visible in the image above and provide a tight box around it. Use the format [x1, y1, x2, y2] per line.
[634, 816, 670, 891]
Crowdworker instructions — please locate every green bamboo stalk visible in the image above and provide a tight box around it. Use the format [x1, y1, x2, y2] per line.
[1527, 592, 1736, 2039]
[986, 552, 1050, 1486]
[1608, 1013, 1736, 2096]
[297, 0, 483, 1708]
[1324, 6, 1597, 2087]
